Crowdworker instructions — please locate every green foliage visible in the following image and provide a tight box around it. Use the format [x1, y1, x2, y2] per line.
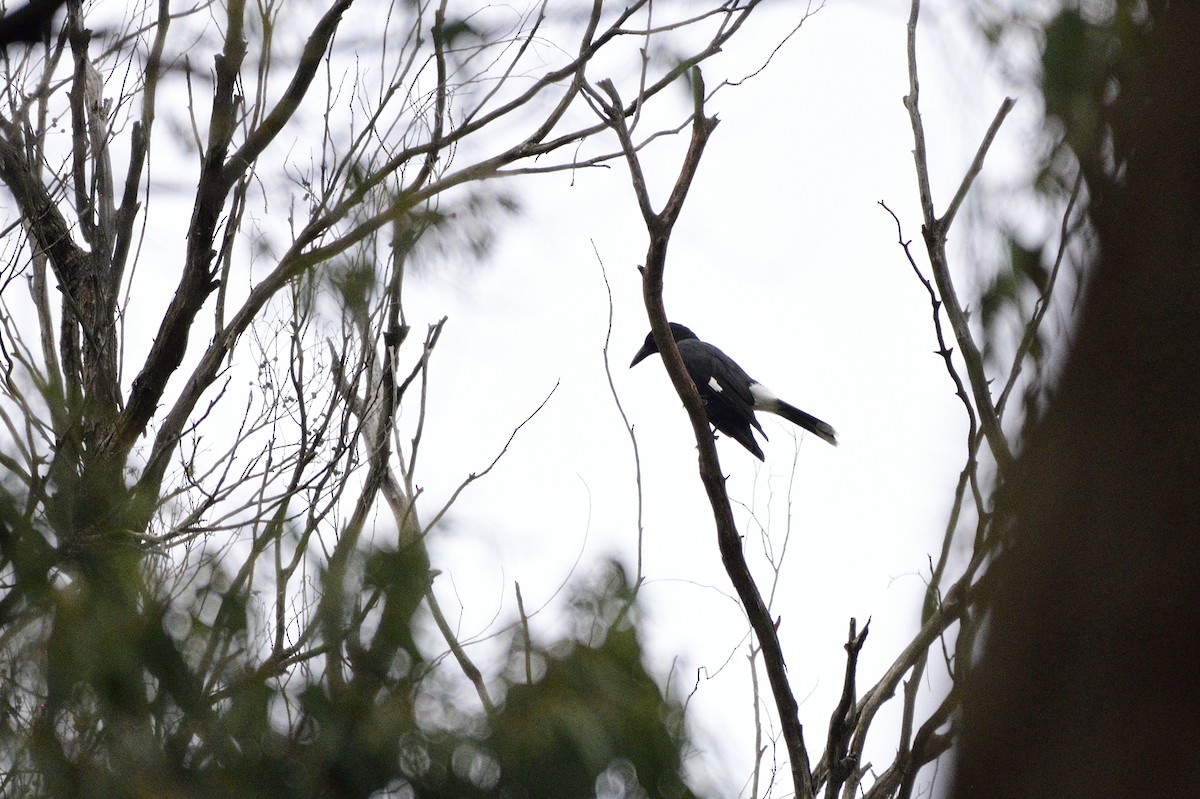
[490, 627, 693, 799]
[0, 470, 694, 799]
[488, 563, 693, 799]
[406, 188, 521, 273]
[978, 233, 1050, 368]
[1040, 1, 1157, 182]
[1040, 8, 1118, 170]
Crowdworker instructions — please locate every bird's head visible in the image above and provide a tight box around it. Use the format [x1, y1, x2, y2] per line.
[630, 323, 698, 368]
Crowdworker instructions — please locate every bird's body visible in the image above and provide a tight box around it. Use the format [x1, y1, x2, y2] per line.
[631, 323, 837, 460]
[0, 0, 67, 47]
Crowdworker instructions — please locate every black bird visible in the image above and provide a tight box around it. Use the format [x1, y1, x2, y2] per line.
[0, 0, 67, 48]
[631, 323, 837, 460]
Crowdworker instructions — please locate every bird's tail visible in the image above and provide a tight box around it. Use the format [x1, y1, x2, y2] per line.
[770, 400, 838, 447]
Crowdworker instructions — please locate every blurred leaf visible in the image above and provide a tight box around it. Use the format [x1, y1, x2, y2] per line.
[1012, 238, 1049, 294]
[329, 254, 378, 319]
[407, 188, 520, 274]
[979, 233, 1051, 367]
[437, 18, 479, 47]
[1041, 1, 1158, 180]
[1041, 9, 1115, 166]
[360, 541, 431, 679]
[487, 562, 694, 799]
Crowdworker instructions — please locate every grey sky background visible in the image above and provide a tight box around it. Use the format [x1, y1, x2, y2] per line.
[382, 1, 1040, 793]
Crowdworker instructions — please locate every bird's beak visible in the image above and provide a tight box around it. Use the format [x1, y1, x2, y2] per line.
[630, 342, 655, 368]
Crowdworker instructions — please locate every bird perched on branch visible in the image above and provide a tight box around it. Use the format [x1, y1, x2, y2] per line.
[631, 322, 837, 460]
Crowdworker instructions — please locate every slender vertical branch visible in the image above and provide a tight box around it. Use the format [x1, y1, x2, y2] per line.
[824, 619, 869, 799]
[425, 581, 497, 715]
[515, 582, 534, 685]
[903, 0, 1014, 470]
[599, 68, 813, 799]
[596, 246, 645, 590]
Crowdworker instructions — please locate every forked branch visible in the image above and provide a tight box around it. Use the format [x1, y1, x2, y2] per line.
[903, 0, 1015, 470]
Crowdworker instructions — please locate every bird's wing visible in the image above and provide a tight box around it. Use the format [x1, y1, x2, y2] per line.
[679, 340, 764, 434]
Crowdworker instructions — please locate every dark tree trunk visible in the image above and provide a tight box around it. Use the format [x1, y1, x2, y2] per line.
[952, 5, 1200, 797]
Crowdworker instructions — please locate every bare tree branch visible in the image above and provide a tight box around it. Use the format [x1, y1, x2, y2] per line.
[601, 66, 814, 799]
[823, 618, 869, 799]
[903, 0, 1014, 470]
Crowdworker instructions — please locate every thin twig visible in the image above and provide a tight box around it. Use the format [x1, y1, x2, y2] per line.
[941, 97, 1017, 234]
[594, 242, 645, 589]
[425, 584, 497, 715]
[515, 582, 533, 685]
[902, 0, 1014, 470]
[420, 380, 559, 537]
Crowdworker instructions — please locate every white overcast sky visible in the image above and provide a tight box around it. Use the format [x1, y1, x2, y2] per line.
[392, 1, 1040, 794]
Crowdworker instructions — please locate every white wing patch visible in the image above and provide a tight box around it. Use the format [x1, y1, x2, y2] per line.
[708, 376, 725, 394]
